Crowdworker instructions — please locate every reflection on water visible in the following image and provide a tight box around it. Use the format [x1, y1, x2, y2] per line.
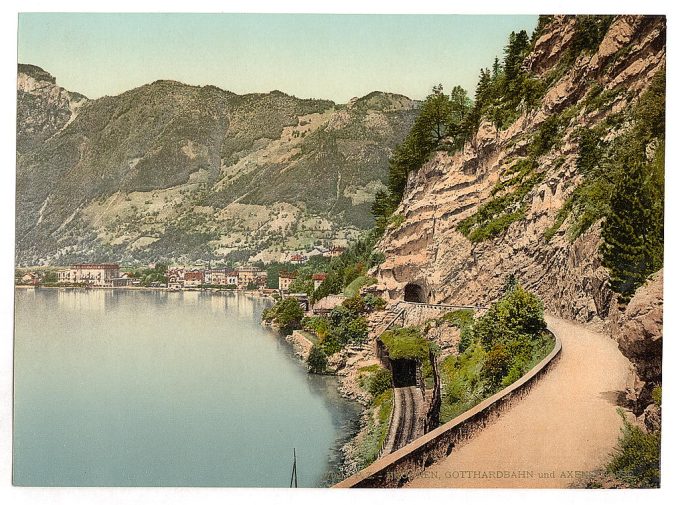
[13, 288, 360, 487]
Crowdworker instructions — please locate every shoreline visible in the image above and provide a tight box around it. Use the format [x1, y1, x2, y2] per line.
[14, 284, 274, 298]
[272, 327, 378, 482]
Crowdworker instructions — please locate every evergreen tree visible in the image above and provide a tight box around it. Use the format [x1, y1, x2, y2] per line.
[491, 57, 501, 80]
[600, 146, 664, 301]
[448, 85, 472, 148]
[503, 30, 530, 85]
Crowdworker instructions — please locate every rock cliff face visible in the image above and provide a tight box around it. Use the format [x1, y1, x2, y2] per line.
[374, 16, 665, 327]
[17, 64, 88, 154]
[613, 270, 663, 421]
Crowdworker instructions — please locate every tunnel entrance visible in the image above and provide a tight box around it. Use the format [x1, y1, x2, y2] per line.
[404, 283, 426, 303]
[391, 358, 418, 387]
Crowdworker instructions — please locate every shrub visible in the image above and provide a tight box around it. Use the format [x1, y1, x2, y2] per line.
[380, 327, 430, 361]
[341, 294, 367, 315]
[302, 316, 329, 339]
[481, 343, 512, 389]
[264, 297, 305, 333]
[441, 309, 474, 328]
[367, 368, 393, 397]
[306, 344, 328, 374]
[363, 293, 387, 311]
[607, 411, 661, 488]
[345, 317, 369, 344]
[321, 333, 342, 356]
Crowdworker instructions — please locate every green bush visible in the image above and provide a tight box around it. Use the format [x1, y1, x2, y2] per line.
[341, 294, 367, 315]
[367, 367, 393, 397]
[302, 316, 329, 339]
[380, 326, 430, 361]
[363, 293, 387, 311]
[481, 343, 512, 389]
[441, 309, 474, 328]
[438, 284, 553, 424]
[355, 389, 394, 469]
[263, 297, 305, 333]
[607, 411, 661, 488]
[306, 344, 328, 374]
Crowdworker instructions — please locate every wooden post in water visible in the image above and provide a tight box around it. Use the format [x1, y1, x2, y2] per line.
[290, 448, 298, 488]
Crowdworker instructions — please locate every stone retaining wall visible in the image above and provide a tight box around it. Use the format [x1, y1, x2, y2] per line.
[333, 332, 562, 488]
[285, 330, 314, 361]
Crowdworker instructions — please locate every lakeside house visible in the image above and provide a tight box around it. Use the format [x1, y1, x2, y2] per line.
[57, 263, 120, 287]
[312, 294, 346, 316]
[227, 271, 239, 286]
[167, 267, 185, 289]
[278, 271, 298, 292]
[312, 273, 327, 291]
[20, 272, 40, 285]
[184, 270, 204, 287]
[112, 272, 138, 287]
[236, 266, 267, 289]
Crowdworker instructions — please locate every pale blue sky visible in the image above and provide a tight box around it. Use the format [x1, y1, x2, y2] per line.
[18, 13, 538, 102]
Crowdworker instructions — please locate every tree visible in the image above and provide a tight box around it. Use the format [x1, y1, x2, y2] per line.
[600, 145, 664, 302]
[345, 317, 369, 344]
[482, 343, 512, 389]
[273, 298, 305, 332]
[447, 86, 472, 148]
[576, 128, 602, 176]
[342, 294, 366, 315]
[306, 344, 328, 374]
[475, 283, 546, 350]
[289, 274, 314, 296]
[42, 271, 58, 284]
[491, 57, 501, 80]
[502, 30, 530, 85]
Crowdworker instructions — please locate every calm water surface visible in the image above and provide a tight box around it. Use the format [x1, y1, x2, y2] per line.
[13, 288, 360, 487]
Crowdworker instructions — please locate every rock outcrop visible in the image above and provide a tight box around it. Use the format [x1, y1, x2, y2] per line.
[17, 64, 88, 153]
[373, 16, 665, 328]
[612, 270, 663, 418]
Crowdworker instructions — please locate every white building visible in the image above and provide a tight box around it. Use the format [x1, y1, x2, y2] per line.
[226, 272, 239, 286]
[278, 271, 297, 292]
[57, 263, 120, 287]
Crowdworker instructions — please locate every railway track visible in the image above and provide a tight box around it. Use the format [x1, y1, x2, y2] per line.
[383, 386, 423, 455]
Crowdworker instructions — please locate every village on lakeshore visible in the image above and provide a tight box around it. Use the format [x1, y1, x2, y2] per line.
[15, 245, 347, 303]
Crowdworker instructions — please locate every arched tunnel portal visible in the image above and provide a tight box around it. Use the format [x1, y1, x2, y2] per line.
[403, 282, 427, 303]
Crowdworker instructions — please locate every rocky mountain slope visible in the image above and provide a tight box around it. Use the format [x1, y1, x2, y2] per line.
[16, 67, 418, 265]
[374, 15, 665, 324]
[17, 64, 88, 154]
[372, 14, 665, 434]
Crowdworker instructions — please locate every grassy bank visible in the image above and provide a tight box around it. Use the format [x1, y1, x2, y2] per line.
[438, 284, 554, 424]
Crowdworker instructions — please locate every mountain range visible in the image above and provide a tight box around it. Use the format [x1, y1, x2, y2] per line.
[16, 64, 419, 265]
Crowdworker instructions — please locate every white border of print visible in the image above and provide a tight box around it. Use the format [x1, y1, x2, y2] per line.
[1, 2, 678, 505]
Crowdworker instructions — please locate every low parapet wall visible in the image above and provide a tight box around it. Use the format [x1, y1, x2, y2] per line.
[333, 332, 562, 488]
[397, 301, 485, 327]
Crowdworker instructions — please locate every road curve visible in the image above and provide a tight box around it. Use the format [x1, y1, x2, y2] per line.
[407, 315, 632, 488]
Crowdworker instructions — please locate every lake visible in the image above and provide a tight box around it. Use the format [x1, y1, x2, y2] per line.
[13, 288, 360, 487]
